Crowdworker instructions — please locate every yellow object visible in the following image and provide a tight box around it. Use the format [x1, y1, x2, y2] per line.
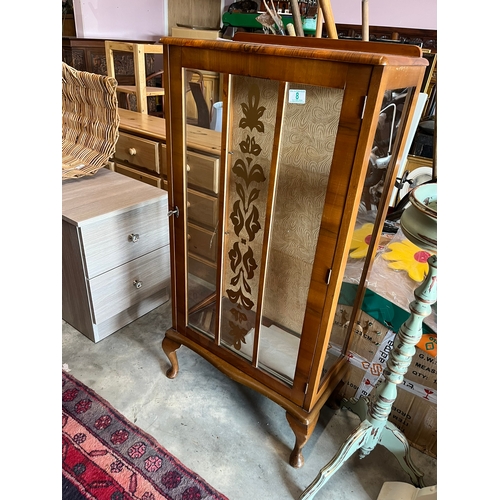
[349, 223, 374, 258]
[382, 238, 433, 282]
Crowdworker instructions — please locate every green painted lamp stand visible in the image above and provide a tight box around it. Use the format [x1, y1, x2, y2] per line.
[300, 184, 437, 499]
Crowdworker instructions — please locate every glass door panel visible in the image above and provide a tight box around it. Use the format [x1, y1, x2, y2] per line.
[220, 75, 278, 362]
[322, 86, 418, 379]
[220, 75, 344, 385]
[257, 83, 344, 383]
[184, 67, 221, 338]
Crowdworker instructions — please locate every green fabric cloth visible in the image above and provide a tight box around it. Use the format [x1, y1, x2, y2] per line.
[339, 282, 436, 335]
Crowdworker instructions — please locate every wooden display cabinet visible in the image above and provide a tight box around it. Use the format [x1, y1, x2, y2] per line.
[159, 35, 427, 468]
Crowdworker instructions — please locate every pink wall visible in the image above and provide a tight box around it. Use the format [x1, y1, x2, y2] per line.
[74, 0, 167, 40]
[329, 0, 436, 30]
[73, 0, 436, 41]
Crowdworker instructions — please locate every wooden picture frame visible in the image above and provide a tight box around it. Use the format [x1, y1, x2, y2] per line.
[421, 52, 437, 95]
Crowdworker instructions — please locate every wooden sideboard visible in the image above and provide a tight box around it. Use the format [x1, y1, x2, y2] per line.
[111, 109, 222, 285]
[62, 37, 157, 79]
[112, 109, 221, 188]
[335, 24, 437, 52]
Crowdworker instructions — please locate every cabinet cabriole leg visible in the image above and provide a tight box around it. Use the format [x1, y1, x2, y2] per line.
[286, 411, 320, 468]
[162, 333, 181, 379]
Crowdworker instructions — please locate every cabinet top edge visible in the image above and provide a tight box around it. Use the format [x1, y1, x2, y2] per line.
[159, 37, 428, 67]
[62, 169, 168, 225]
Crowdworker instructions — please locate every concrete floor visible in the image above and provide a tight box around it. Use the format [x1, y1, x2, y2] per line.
[62, 299, 437, 500]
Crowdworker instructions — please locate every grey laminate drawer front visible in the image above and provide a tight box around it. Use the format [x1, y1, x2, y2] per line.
[89, 246, 170, 324]
[81, 197, 169, 279]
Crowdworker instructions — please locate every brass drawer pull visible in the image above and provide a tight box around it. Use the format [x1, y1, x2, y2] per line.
[128, 147, 137, 156]
[133, 279, 143, 289]
[128, 233, 140, 243]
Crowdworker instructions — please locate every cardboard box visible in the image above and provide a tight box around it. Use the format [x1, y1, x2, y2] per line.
[329, 299, 437, 458]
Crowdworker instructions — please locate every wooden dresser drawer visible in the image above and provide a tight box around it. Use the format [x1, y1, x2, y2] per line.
[114, 163, 161, 188]
[161, 144, 167, 176]
[186, 150, 219, 194]
[80, 197, 169, 279]
[188, 223, 217, 262]
[188, 254, 216, 286]
[187, 189, 218, 229]
[115, 132, 160, 173]
[89, 246, 170, 324]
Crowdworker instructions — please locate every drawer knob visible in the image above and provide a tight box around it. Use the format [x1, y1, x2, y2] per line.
[187, 201, 191, 208]
[128, 233, 140, 243]
[186, 164, 191, 172]
[133, 280, 143, 289]
[128, 147, 137, 156]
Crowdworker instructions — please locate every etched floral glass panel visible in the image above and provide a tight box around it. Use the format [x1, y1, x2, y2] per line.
[219, 75, 278, 360]
[220, 76, 344, 385]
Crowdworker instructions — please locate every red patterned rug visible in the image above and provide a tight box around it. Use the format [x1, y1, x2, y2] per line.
[62, 371, 229, 500]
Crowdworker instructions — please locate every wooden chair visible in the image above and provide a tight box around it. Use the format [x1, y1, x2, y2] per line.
[125, 70, 165, 116]
[104, 41, 164, 115]
[62, 62, 120, 180]
[186, 70, 211, 129]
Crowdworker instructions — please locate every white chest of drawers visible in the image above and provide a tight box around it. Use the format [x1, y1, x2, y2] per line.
[62, 169, 170, 342]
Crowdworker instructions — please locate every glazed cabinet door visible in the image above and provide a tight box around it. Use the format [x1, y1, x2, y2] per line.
[171, 64, 351, 405]
[205, 77, 343, 386]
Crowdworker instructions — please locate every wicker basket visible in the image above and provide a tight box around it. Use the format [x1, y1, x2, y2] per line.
[62, 62, 120, 180]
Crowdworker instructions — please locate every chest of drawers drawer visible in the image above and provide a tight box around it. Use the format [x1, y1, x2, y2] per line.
[80, 197, 169, 278]
[188, 223, 217, 263]
[113, 162, 161, 188]
[89, 246, 169, 324]
[114, 132, 160, 174]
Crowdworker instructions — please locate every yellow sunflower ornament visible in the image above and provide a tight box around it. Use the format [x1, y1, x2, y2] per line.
[349, 223, 374, 258]
[381, 237, 434, 282]
[349, 223, 392, 259]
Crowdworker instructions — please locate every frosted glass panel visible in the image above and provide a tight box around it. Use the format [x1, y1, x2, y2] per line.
[258, 83, 343, 383]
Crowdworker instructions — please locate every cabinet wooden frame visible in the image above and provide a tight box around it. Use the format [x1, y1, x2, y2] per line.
[160, 36, 427, 468]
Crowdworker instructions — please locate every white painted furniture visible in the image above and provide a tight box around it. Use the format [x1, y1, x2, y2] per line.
[62, 168, 170, 342]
